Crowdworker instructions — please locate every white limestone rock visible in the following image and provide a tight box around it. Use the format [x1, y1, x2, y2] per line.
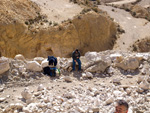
[136, 88, 144, 93]
[21, 88, 32, 100]
[115, 56, 140, 70]
[15, 103, 24, 109]
[139, 80, 149, 90]
[86, 60, 110, 73]
[137, 76, 144, 83]
[0, 97, 6, 102]
[14, 54, 25, 61]
[113, 78, 121, 84]
[34, 57, 44, 64]
[126, 88, 132, 95]
[92, 107, 99, 112]
[85, 72, 93, 78]
[41, 59, 49, 68]
[110, 53, 123, 62]
[0, 57, 10, 74]
[26, 61, 42, 72]
[63, 76, 72, 82]
[0, 87, 4, 92]
[37, 84, 44, 91]
[105, 97, 114, 105]
[11, 69, 19, 76]
[85, 52, 100, 61]
[147, 77, 150, 83]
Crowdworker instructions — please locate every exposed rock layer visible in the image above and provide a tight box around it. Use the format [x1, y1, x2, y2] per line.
[0, 12, 117, 58]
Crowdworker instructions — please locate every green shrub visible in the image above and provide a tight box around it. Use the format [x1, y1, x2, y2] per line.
[92, 7, 98, 13]
[25, 21, 29, 25]
[49, 21, 52, 25]
[53, 22, 58, 26]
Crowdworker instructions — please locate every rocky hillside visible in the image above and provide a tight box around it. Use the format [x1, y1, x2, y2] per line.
[0, 0, 40, 23]
[0, 0, 117, 58]
[0, 51, 150, 112]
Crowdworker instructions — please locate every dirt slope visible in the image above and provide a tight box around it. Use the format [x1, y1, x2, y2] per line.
[30, 0, 83, 23]
[0, 0, 40, 23]
[99, 5, 150, 51]
[138, 0, 150, 8]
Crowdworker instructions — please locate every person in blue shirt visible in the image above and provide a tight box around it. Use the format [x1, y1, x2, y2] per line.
[72, 49, 81, 71]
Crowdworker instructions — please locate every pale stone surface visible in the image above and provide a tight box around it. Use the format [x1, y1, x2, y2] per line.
[14, 54, 25, 61]
[63, 76, 72, 82]
[0, 57, 10, 74]
[26, 61, 42, 72]
[21, 88, 32, 100]
[34, 57, 44, 64]
[86, 60, 110, 73]
[115, 56, 140, 70]
[139, 80, 150, 90]
[0, 11, 117, 58]
[41, 59, 49, 68]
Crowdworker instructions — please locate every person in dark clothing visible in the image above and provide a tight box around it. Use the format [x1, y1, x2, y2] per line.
[43, 56, 57, 77]
[48, 56, 57, 66]
[72, 49, 81, 71]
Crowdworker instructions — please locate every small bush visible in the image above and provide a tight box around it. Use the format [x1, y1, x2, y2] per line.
[125, 8, 130, 12]
[25, 21, 29, 25]
[132, 12, 136, 16]
[81, 8, 91, 14]
[68, 19, 72, 24]
[92, 7, 98, 13]
[53, 22, 58, 26]
[112, 9, 115, 12]
[49, 21, 52, 25]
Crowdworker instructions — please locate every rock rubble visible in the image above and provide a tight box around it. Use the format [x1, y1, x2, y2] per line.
[0, 50, 150, 112]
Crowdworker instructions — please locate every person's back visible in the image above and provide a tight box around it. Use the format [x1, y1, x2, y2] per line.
[43, 56, 57, 77]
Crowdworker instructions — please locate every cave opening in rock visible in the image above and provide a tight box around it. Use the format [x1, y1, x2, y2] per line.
[46, 47, 53, 56]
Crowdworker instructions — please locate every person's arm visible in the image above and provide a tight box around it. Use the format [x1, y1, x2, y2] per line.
[78, 51, 80, 58]
[72, 51, 77, 62]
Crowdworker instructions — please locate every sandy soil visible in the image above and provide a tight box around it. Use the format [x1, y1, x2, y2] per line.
[30, 0, 83, 23]
[0, 68, 141, 110]
[99, 5, 150, 51]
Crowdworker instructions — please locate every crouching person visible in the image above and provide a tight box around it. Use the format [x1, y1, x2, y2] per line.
[43, 56, 57, 77]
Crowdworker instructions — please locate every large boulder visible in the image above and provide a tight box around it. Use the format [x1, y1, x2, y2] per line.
[115, 56, 140, 70]
[85, 52, 100, 61]
[26, 61, 42, 72]
[41, 59, 49, 68]
[14, 54, 25, 61]
[34, 57, 44, 64]
[85, 59, 110, 73]
[0, 57, 10, 75]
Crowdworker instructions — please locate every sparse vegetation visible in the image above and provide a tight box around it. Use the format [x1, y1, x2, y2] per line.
[25, 21, 29, 25]
[92, 7, 98, 13]
[53, 22, 58, 26]
[81, 8, 91, 14]
[49, 21, 52, 25]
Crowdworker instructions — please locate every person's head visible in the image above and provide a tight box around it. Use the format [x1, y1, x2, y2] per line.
[115, 100, 129, 113]
[75, 49, 78, 53]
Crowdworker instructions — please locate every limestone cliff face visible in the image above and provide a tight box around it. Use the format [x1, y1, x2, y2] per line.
[0, 12, 117, 58]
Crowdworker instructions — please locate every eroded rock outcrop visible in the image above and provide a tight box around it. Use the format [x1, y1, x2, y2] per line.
[0, 11, 117, 58]
[0, 57, 10, 75]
